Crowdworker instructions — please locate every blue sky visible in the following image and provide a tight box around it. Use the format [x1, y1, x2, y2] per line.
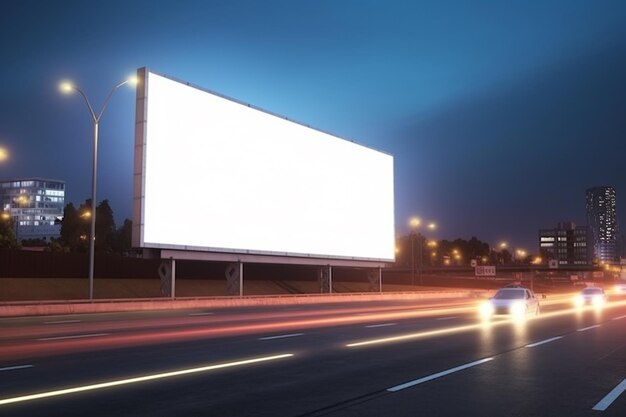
[1, 0, 625, 251]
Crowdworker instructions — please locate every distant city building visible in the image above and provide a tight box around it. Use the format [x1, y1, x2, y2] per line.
[539, 221, 592, 266]
[0, 178, 65, 242]
[586, 186, 619, 264]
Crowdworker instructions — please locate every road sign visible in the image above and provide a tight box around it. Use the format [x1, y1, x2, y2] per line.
[475, 265, 496, 277]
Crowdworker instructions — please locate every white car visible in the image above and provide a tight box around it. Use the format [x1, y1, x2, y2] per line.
[480, 287, 540, 320]
[573, 287, 608, 308]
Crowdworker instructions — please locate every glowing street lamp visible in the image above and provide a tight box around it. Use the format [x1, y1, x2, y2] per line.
[0, 147, 8, 162]
[60, 75, 137, 300]
[409, 216, 437, 286]
[409, 217, 420, 286]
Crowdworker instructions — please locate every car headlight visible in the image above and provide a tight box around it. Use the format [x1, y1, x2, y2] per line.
[510, 301, 526, 316]
[592, 295, 605, 307]
[479, 302, 494, 318]
[573, 295, 584, 307]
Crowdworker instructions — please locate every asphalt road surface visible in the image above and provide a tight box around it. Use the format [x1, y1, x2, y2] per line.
[1, 293, 625, 417]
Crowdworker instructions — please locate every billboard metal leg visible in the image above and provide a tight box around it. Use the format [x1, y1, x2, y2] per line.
[319, 265, 332, 294]
[225, 262, 243, 296]
[171, 257, 176, 299]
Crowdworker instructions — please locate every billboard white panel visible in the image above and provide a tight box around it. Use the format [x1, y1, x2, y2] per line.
[134, 69, 395, 262]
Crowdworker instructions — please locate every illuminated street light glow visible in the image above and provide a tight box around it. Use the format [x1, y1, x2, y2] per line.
[0, 147, 8, 162]
[0, 353, 293, 406]
[409, 217, 421, 228]
[59, 81, 74, 93]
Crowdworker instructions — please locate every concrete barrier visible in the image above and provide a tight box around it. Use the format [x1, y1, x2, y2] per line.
[0, 290, 488, 317]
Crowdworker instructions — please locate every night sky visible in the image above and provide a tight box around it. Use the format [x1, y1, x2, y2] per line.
[1, 0, 625, 253]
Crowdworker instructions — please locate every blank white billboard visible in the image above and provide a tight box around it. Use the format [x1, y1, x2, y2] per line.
[133, 69, 395, 262]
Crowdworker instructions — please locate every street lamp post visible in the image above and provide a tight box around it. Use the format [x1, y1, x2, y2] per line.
[60, 77, 136, 300]
[409, 217, 437, 287]
[409, 218, 420, 286]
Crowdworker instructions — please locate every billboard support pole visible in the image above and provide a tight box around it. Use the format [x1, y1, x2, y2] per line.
[239, 261, 244, 297]
[225, 262, 243, 297]
[171, 257, 176, 299]
[319, 265, 332, 294]
[329, 265, 333, 294]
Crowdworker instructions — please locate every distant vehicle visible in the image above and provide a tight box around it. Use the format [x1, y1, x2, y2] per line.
[573, 287, 608, 308]
[480, 287, 540, 320]
[613, 283, 626, 294]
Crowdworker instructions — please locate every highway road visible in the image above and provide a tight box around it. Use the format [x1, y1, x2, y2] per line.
[1, 292, 625, 416]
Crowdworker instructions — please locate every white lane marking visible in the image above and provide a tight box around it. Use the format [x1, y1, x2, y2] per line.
[258, 333, 304, 341]
[436, 317, 458, 321]
[593, 378, 626, 411]
[577, 325, 601, 332]
[188, 312, 214, 316]
[612, 315, 626, 321]
[387, 357, 494, 392]
[0, 354, 293, 406]
[37, 333, 109, 341]
[44, 320, 81, 325]
[365, 323, 397, 328]
[0, 365, 33, 372]
[526, 336, 563, 348]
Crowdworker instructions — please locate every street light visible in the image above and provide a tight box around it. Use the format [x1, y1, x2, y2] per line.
[60, 75, 137, 300]
[409, 217, 437, 287]
[0, 147, 8, 162]
[409, 217, 420, 286]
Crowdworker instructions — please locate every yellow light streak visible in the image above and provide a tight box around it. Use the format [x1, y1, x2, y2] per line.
[0, 353, 293, 406]
[346, 299, 626, 348]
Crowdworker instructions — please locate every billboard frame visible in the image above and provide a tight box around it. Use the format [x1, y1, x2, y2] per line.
[132, 67, 393, 268]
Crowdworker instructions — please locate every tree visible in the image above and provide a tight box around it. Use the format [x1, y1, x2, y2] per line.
[59, 199, 117, 252]
[112, 218, 133, 255]
[0, 216, 20, 249]
[59, 202, 88, 251]
[94, 199, 116, 253]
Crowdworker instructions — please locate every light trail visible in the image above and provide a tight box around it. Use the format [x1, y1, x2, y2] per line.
[4, 298, 626, 360]
[0, 365, 33, 372]
[347, 299, 626, 348]
[258, 333, 304, 341]
[0, 353, 293, 406]
[37, 333, 109, 341]
[0, 301, 484, 360]
[0, 299, 474, 342]
[43, 320, 81, 325]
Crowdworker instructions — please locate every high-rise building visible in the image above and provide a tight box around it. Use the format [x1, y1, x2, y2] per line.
[586, 186, 619, 264]
[0, 178, 65, 242]
[539, 221, 592, 266]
